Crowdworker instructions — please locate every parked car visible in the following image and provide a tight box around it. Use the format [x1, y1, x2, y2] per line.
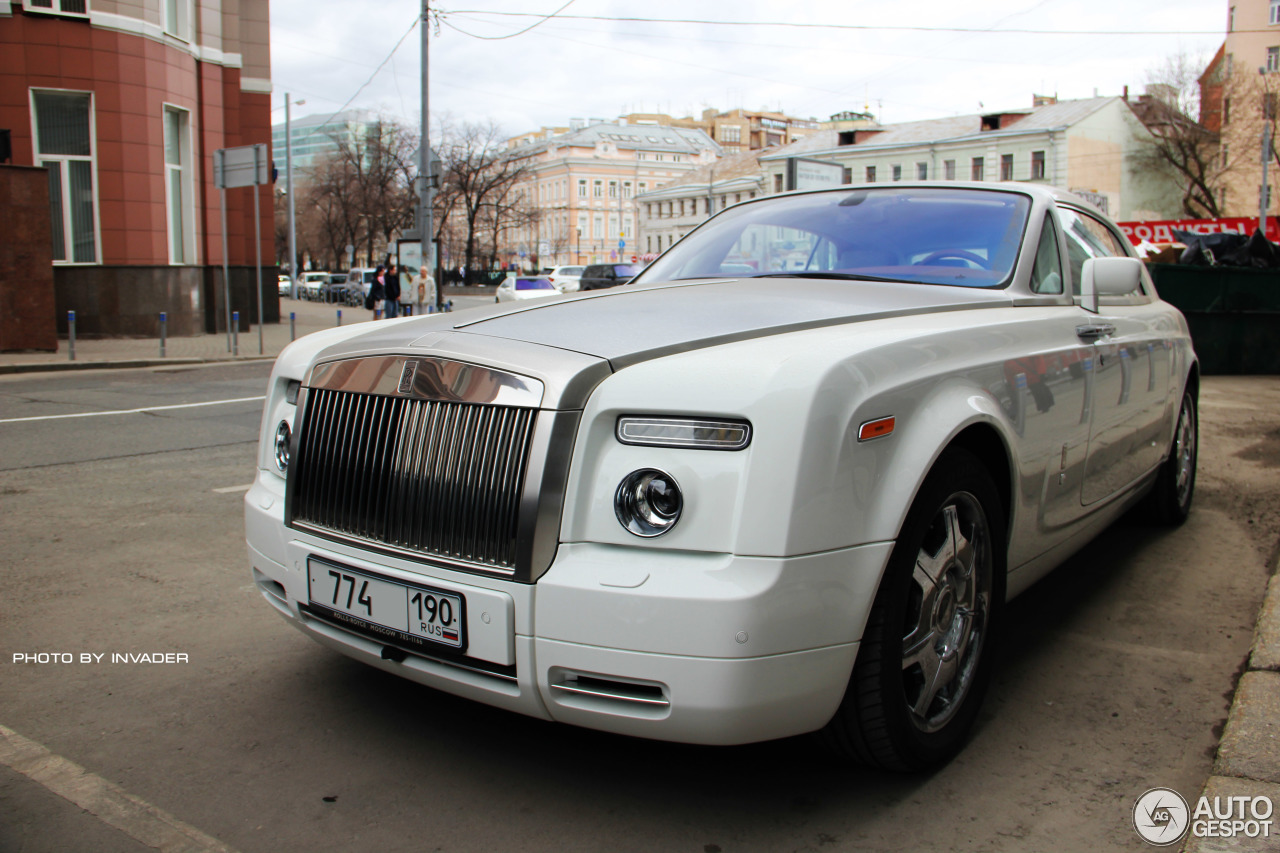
[299, 271, 329, 301]
[247, 183, 1197, 771]
[495, 275, 558, 303]
[545, 265, 586, 293]
[346, 268, 379, 301]
[578, 263, 641, 290]
[319, 273, 348, 304]
[277, 274, 292, 296]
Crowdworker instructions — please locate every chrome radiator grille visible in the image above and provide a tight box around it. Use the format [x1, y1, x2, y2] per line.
[289, 387, 538, 571]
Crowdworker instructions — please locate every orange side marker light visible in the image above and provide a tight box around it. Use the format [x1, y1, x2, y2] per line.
[858, 416, 896, 442]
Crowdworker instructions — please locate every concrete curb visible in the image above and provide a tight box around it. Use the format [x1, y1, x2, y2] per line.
[0, 356, 276, 375]
[1182, 561, 1280, 852]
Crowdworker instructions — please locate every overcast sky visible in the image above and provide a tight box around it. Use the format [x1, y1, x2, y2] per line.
[268, 0, 1227, 138]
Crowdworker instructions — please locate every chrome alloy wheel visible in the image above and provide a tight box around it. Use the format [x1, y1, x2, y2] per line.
[901, 492, 992, 734]
[1173, 395, 1197, 507]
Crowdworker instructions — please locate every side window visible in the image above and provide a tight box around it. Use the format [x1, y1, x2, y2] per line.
[1029, 214, 1063, 294]
[1058, 207, 1130, 295]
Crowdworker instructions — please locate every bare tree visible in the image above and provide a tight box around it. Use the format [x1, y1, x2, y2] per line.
[1135, 52, 1271, 218]
[434, 119, 532, 281]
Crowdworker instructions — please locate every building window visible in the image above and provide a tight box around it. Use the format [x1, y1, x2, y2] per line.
[892, 164, 902, 181]
[721, 125, 741, 144]
[1031, 150, 1046, 180]
[608, 180, 618, 198]
[1224, 97, 1231, 125]
[163, 106, 192, 264]
[774, 173, 784, 192]
[22, 0, 89, 16]
[1272, 0, 1280, 25]
[1268, 92, 1279, 120]
[1271, 47, 1280, 72]
[164, 0, 191, 39]
[972, 157, 984, 181]
[577, 179, 587, 198]
[1230, 5, 1236, 30]
[866, 165, 877, 183]
[943, 160, 956, 180]
[1000, 154, 1014, 181]
[623, 181, 632, 198]
[33, 90, 98, 263]
[593, 213, 603, 239]
[593, 180, 603, 198]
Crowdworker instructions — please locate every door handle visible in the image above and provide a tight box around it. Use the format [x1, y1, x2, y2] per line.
[1076, 323, 1116, 340]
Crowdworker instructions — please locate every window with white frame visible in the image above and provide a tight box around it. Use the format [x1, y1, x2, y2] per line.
[33, 89, 98, 263]
[163, 105, 193, 264]
[593, 180, 603, 198]
[865, 165, 876, 183]
[1269, 46, 1280, 72]
[593, 213, 603, 239]
[23, 0, 89, 16]
[1271, 0, 1280, 25]
[164, 0, 191, 39]
[577, 179, 587, 198]
[944, 160, 956, 180]
[608, 180, 617, 198]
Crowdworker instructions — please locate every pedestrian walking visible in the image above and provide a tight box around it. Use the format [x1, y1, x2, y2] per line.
[418, 264, 436, 313]
[366, 263, 386, 320]
[384, 264, 401, 319]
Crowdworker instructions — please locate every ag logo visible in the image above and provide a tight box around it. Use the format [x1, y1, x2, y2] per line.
[1134, 788, 1190, 846]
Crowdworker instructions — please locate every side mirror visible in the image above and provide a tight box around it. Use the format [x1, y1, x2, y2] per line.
[1079, 256, 1142, 313]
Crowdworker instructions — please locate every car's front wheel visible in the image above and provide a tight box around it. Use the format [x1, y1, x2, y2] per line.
[823, 448, 1004, 771]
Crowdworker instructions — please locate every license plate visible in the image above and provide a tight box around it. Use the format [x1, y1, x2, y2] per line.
[306, 558, 466, 652]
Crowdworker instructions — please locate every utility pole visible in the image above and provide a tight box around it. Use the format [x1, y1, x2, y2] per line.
[285, 94, 301, 300]
[419, 0, 437, 309]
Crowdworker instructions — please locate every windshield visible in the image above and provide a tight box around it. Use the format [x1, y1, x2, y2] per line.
[634, 187, 1032, 289]
[514, 277, 555, 291]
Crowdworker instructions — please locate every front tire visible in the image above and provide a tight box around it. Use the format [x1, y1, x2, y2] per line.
[823, 448, 1005, 771]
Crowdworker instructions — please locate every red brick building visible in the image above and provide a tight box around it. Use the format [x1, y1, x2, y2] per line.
[0, 0, 275, 337]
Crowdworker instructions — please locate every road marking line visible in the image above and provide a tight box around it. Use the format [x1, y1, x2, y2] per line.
[213, 484, 253, 494]
[0, 723, 241, 853]
[0, 396, 265, 424]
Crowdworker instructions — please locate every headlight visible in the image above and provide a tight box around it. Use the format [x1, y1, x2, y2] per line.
[273, 420, 292, 473]
[615, 469, 683, 537]
[616, 416, 751, 450]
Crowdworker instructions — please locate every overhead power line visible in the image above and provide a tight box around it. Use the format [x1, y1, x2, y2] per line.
[442, 0, 579, 40]
[442, 10, 1230, 37]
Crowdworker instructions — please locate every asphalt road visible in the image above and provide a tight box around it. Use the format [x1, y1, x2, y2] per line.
[0, 365, 1272, 853]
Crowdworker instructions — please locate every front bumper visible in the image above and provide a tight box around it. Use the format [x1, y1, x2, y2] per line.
[246, 475, 891, 745]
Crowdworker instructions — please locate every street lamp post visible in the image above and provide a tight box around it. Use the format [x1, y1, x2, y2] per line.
[285, 94, 305, 300]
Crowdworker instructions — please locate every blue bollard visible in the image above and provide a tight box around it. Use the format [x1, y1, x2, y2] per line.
[290, 312, 296, 341]
[159, 312, 167, 357]
[337, 309, 342, 327]
[68, 310, 76, 361]
[232, 311, 239, 356]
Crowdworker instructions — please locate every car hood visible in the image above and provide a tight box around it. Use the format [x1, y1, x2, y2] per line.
[306, 278, 1015, 408]
[452, 278, 1013, 368]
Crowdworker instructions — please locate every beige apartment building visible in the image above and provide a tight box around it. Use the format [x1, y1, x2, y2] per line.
[503, 121, 720, 268]
[757, 96, 1182, 221]
[618, 107, 820, 154]
[634, 149, 765, 258]
[1199, 0, 1280, 217]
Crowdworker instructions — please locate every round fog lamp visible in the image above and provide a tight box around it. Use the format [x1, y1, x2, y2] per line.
[615, 469, 683, 537]
[273, 420, 292, 473]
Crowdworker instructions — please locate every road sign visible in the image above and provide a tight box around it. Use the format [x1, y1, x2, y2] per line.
[213, 144, 270, 189]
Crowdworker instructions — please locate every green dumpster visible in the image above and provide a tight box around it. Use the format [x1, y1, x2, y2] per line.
[1149, 264, 1280, 375]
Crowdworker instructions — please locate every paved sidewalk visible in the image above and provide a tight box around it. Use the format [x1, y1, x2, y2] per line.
[1184, 562, 1280, 852]
[0, 293, 489, 374]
